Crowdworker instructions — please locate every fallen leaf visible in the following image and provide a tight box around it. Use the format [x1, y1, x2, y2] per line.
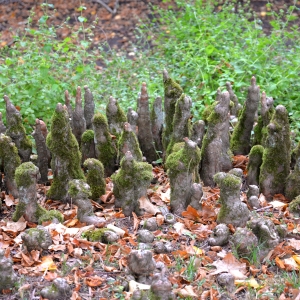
[182, 205, 201, 222]
[235, 277, 260, 288]
[85, 276, 104, 287]
[269, 200, 287, 210]
[138, 196, 160, 215]
[284, 257, 299, 271]
[177, 285, 198, 297]
[288, 239, 300, 251]
[173, 222, 191, 235]
[1, 217, 27, 232]
[129, 280, 150, 293]
[4, 194, 15, 207]
[211, 253, 247, 279]
[275, 256, 285, 269]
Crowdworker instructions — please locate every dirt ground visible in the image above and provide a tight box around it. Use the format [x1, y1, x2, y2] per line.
[1, 0, 300, 51]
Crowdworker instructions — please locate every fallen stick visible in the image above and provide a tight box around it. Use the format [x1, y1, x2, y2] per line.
[91, 0, 119, 14]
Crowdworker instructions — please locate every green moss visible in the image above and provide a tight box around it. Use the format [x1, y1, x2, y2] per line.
[68, 180, 91, 198]
[15, 162, 38, 188]
[12, 201, 26, 221]
[81, 130, 94, 143]
[92, 112, 108, 126]
[106, 100, 127, 137]
[38, 210, 64, 224]
[118, 128, 142, 162]
[84, 158, 106, 200]
[46, 105, 85, 200]
[83, 228, 109, 242]
[289, 195, 300, 213]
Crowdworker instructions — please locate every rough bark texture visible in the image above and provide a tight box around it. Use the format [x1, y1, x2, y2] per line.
[106, 96, 127, 138]
[285, 141, 300, 201]
[214, 172, 250, 227]
[0, 249, 17, 291]
[83, 158, 106, 202]
[112, 151, 153, 217]
[150, 270, 175, 300]
[189, 182, 203, 210]
[151, 96, 164, 153]
[127, 107, 138, 134]
[46, 103, 85, 202]
[68, 179, 105, 226]
[72, 86, 87, 145]
[230, 76, 260, 155]
[162, 69, 183, 152]
[253, 91, 274, 146]
[0, 134, 21, 198]
[191, 120, 205, 149]
[208, 224, 230, 246]
[32, 119, 50, 183]
[0, 112, 6, 134]
[259, 105, 291, 200]
[64, 90, 74, 130]
[118, 122, 143, 162]
[248, 217, 280, 250]
[166, 138, 201, 215]
[166, 93, 192, 157]
[81, 129, 96, 163]
[92, 112, 117, 177]
[4, 95, 32, 162]
[21, 226, 52, 252]
[137, 83, 157, 163]
[83, 85, 95, 130]
[40, 278, 71, 300]
[246, 145, 264, 186]
[200, 90, 232, 187]
[12, 162, 46, 222]
[226, 81, 242, 116]
[128, 249, 156, 277]
[247, 185, 260, 209]
[231, 227, 258, 256]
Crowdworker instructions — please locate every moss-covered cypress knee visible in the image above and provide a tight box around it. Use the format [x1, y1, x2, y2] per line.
[92, 112, 117, 176]
[285, 141, 300, 201]
[64, 90, 74, 130]
[200, 90, 232, 187]
[226, 82, 242, 116]
[72, 86, 87, 145]
[137, 82, 157, 163]
[46, 103, 85, 202]
[166, 138, 201, 215]
[259, 105, 291, 200]
[127, 107, 138, 134]
[166, 93, 192, 158]
[246, 145, 264, 186]
[4, 95, 32, 162]
[84, 85, 95, 130]
[214, 171, 250, 227]
[162, 69, 184, 152]
[191, 120, 205, 149]
[230, 76, 260, 155]
[112, 151, 153, 217]
[81, 129, 96, 163]
[151, 96, 164, 153]
[12, 162, 47, 222]
[0, 249, 17, 291]
[106, 96, 127, 139]
[118, 122, 143, 162]
[68, 179, 105, 226]
[32, 119, 50, 183]
[83, 158, 106, 202]
[0, 134, 21, 198]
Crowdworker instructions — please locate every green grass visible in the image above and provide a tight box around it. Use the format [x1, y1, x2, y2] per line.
[1, 0, 300, 138]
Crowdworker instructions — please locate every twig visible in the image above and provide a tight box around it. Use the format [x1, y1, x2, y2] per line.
[254, 205, 273, 212]
[91, 0, 119, 15]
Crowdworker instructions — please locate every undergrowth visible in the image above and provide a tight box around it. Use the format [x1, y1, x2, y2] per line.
[1, 0, 300, 139]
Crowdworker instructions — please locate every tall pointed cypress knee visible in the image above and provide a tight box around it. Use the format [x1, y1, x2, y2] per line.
[166, 138, 201, 215]
[162, 69, 183, 152]
[106, 96, 127, 138]
[32, 119, 50, 183]
[127, 107, 138, 134]
[0, 134, 21, 198]
[84, 85, 95, 130]
[246, 145, 264, 186]
[151, 96, 164, 153]
[226, 82, 241, 116]
[166, 93, 192, 157]
[46, 103, 85, 202]
[230, 77, 260, 155]
[65, 90, 74, 130]
[137, 82, 156, 163]
[191, 120, 205, 149]
[81, 129, 96, 163]
[259, 105, 291, 200]
[285, 141, 300, 201]
[92, 112, 117, 177]
[200, 90, 232, 186]
[4, 95, 32, 162]
[73, 86, 86, 145]
[118, 122, 143, 162]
